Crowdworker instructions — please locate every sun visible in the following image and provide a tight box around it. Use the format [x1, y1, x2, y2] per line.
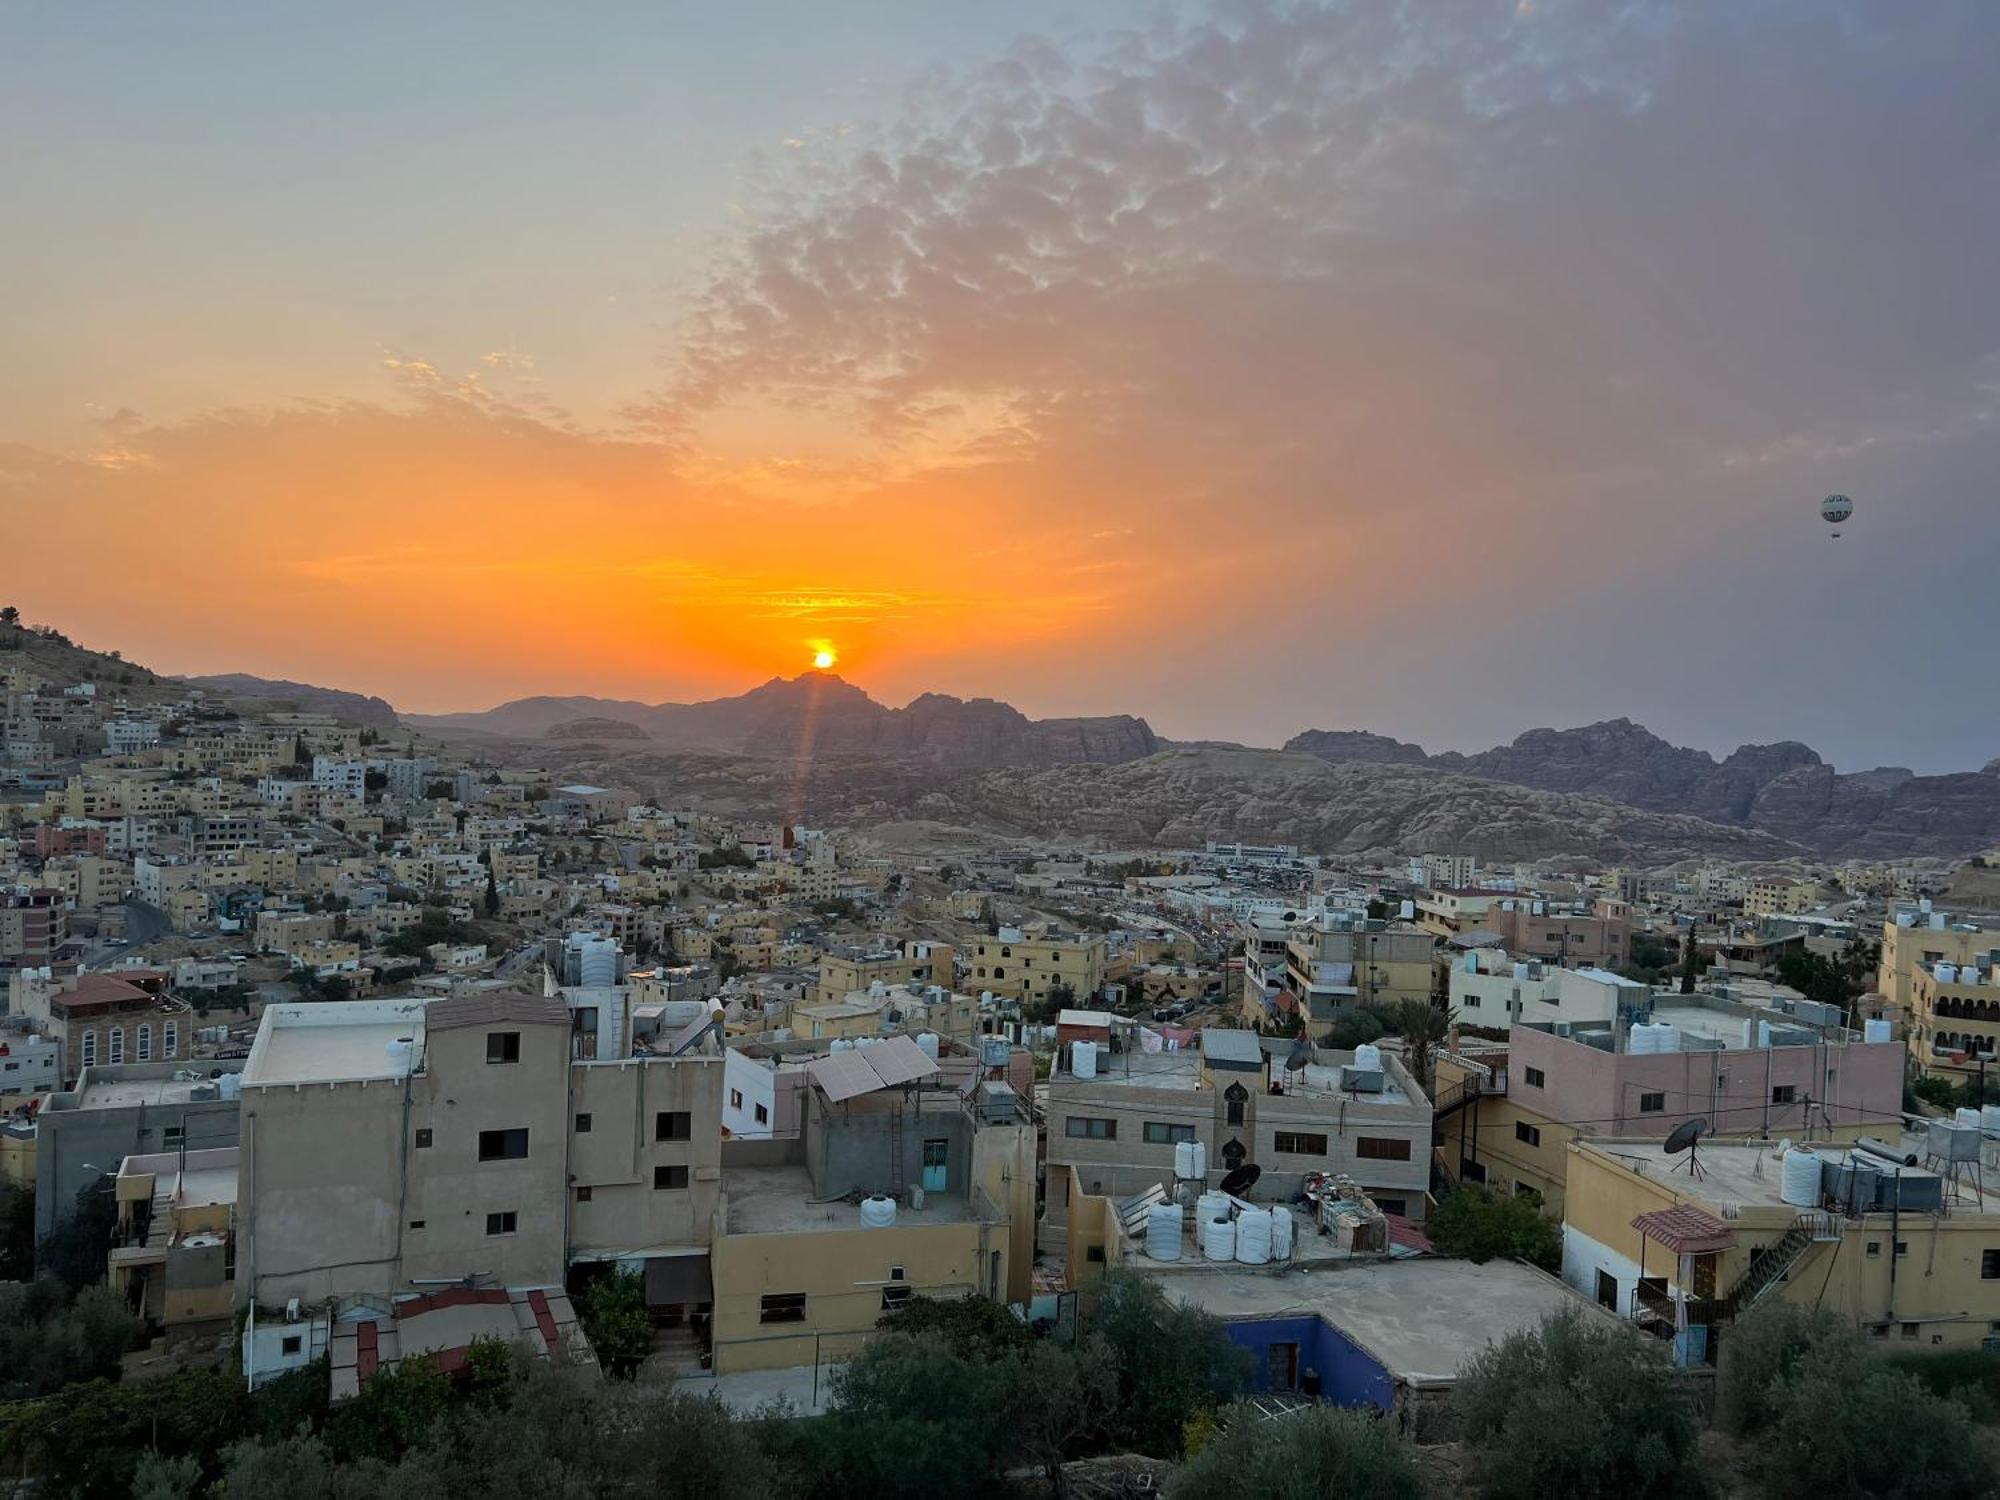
[811, 645, 837, 671]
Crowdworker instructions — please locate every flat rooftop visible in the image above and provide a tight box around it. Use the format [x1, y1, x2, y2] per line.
[243, 998, 430, 1087]
[723, 1164, 977, 1235]
[1050, 1047, 1417, 1107]
[1148, 1257, 1610, 1384]
[120, 1149, 240, 1207]
[1578, 1132, 1999, 1213]
[71, 1064, 245, 1111]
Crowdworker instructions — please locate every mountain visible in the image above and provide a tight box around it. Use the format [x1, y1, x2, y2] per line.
[411, 674, 1159, 770]
[179, 673, 399, 727]
[1284, 718, 2000, 858]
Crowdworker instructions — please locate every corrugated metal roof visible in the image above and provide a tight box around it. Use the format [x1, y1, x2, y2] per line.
[425, 990, 569, 1031]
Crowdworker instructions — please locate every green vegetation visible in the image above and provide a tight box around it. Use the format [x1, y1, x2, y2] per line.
[1323, 1006, 1387, 1050]
[578, 1269, 655, 1378]
[38, 1174, 119, 1293]
[1171, 1401, 1428, 1500]
[697, 844, 754, 870]
[381, 905, 483, 960]
[0, 1280, 142, 1400]
[1425, 1186, 1560, 1272]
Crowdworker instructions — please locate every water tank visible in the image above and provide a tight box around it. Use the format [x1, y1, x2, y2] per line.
[1072, 1041, 1098, 1079]
[1513, 962, 1530, 981]
[1196, 1190, 1230, 1228]
[1982, 1104, 2000, 1137]
[1919, 897, 1934, 914]
[1174, 1140, 1197, 1180]
[1398, 900, 1415, 920]
[1145, 1203, 1183, 1261]
[831, 1038, 854, 1052]
[1187, 1140, 1208, 1182]
[1464, 952, 1478, 973]
[1628, 1023, 1654, 1056]
[859, 1195, 898, 1228]
[386, 1037, 416, 1075]
[915, 1032, 940, 1060]
[1955, 1107, 1982, 1130]
[1930, 914, 1946, 931]
[1353, 1043, 1383, 1072]
[1863, 1019, 1892, 1044]
[979, 1036, 1010, 1070]
[1235, 1207, 1273, 1264]
[217, 1072, 243, 1100]
[1936, 963, 1958, 983]
[1741, 1019, 1758, 1050]
[1780, 1148, 1820, 1207]
[1202, 1214, 1236, 1261]
[1270, 1205, 1295, 1260]
[1757, 1020, 1774, 1049]
[1652, 1024, 1680, 1055]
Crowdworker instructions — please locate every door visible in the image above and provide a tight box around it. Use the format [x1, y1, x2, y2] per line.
[1595, 1269, 1618, 1311]
[921, 1139, 949, 1193]
[1266, 1341, 1299, 1390]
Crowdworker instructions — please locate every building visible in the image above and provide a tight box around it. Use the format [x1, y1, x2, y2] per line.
[1447, 955, 1640, 1035]
[0, 1028, 62, 1097]
[33, 1059, 247, 1252]
[1746, 878, 1820, 918]
[0, 887, 66, 973]
[968, 926, 1106, 1007]
[1043, 1027, 1434, 1253]
[1266, 915, 1435, 1036]
[1561, 1128, 2000, 1362]
[108, 1147, 239, 1341]
[1433, 995, 1906, 1215]
[708, 1034, 1035, 1373]
[1907, 952, 2000, 1086]
[18, 971, 192, 1083]
[789, 983, 978, 1045]
[813, 941, 954, 1003]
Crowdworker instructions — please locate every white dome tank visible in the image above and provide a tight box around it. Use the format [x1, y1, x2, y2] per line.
[1202, 1214, 1236, 1261]
[1072, 1040, 1098, 1079]
[1779, 1148, 1820, 1208]
[1145, 1202, 1183, 1261]
[1983, 1104, 2000, 1137]
[1628, 1024, 1654, 1056]
[386, 1038, 417, 1075]
[1863, 1018, 1892, 1044]
[915, 1032, 940, 1060]
[1196, 1191, 1229, 1228]
[1270, 1205, 1295, 1260]
[1235, 1207, 1273, 1264]
[1652, 1024, 1680, 1054]
[217, 1072, 243, 1100]
[1954, 1107, 1982, 1130]
[859, 1195, 898, 1228]
[1353, 1043, 1383, 1072]
[831, 1038, 854, 1051]
[1174, 1140, 1197, 1179]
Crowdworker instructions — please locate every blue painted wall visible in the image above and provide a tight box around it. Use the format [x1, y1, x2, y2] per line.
[1223, 1315, 1394, 1410]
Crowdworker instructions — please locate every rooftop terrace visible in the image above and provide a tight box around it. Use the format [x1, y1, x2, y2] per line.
[722, 1164, 978, 1235]
[243, 998, 429, 1087]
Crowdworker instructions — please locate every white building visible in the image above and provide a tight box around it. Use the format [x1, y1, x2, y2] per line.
[106, 720, 162, 754]
[1448, 953, 1643, 1033]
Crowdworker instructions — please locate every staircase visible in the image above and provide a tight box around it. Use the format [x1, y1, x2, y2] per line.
[640, 1323, 708, 1381]
[1698, 1212, 1840, 1324]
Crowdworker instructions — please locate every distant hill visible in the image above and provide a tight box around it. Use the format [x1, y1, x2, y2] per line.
[410, 674, 1160, 771]
[179, 673, 399, 727]
[546, 716, 650, 742]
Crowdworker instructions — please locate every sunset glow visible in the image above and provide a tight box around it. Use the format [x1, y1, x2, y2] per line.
[813, 646, 838, 672]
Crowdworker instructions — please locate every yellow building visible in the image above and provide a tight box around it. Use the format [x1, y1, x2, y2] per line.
[1745, 878, 1820, 917]
[1878, 913, 1994, 1022]
[969, 927, 1105, 1006]
[108, 1147, 239, 1339]
[1906, 958, 2000, 1085]
[813, 940, 954, 1003]
[1560, 1132, 2000, 1358]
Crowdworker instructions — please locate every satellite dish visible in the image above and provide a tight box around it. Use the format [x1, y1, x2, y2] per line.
[1820, 493, 1853, 538]
[1218, 1162, 1262, 1196]
[1283, 1037, 1315, 1073]
[1664, 1117, 1708, 1181]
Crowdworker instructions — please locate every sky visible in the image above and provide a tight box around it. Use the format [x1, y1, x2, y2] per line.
[3, 1, 1997, 773]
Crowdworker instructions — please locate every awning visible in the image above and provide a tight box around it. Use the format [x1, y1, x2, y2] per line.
[1631, 1206, 1736, 1256]
[644, 1253, 713, 1307]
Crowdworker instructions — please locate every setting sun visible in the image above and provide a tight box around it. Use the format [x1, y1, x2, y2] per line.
[812, 645, 837, 671]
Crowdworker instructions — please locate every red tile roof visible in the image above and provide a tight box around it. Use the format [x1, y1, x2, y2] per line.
[1631, 1206, 1737, 1256]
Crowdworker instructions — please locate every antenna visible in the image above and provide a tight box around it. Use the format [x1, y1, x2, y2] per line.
[1663, 1117, 1708, 1181]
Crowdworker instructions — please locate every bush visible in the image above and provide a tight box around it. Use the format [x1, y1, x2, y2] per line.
[1452, 1306, 1707, 1500]
[0, 1279, 142, 1399]
[1090, 1270, 1254, 1456]
[1714, 1300, 1854, 1436]
[1169, 1401, 1428, 1500]
[1759, 1345, 1996, 1500]
[1882, 1345, 2000, 1425]
[578, 1268, 654, 1378]
[1425, 1187, 1560, 1272]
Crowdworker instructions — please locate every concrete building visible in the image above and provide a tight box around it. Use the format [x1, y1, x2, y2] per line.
[1908, 953, 2000, 1085]
[708, 1034, 1034, 1374]
[0, 887, 65, 973]
[109, 1147, 239, 1341]
[1433, 995, 1907, 1215]
[1264, 915, 1435, 1036]
[1746, 878, 1820, 918]
[18, 971, 191, 1083]
[1447, 954, 1640, 1035]
[813, 940, 954, 1004]
[1044, 1027, 1434, 1252]
[1561, 1129, 2000, 1361]
[968, 926, 1106, 1007]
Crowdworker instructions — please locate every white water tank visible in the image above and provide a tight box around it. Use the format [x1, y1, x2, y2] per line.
[1187, 1140, 1207, 1181]
[831, 1038, 854, 1052]
[1174, 1140, 1197, 1180]
[1235, 1207, 1273, 1264]
[1955, 1107, 1982, 1130]
[1757, 1020, 1774, 1049]
[217, 1072, 243, 1100]
[859, 1195, 898, 1228]
[1145, 1203, 1183, 1261]
[1863, 1019, 1892, 1044]
[1072, 1040, 1098, 1079]
[980, 1036, 1010, 1070]
[1982, 1105, 2000, 1137]
[1652, 1024, 1680, 1055]
[1202, 1214, 1236, 1261]
[1919, 897, 1934, 914]
[1271, 1205, 1295, 1260]
[1398, 899, 1415, 920]
[1196, 1190, 1229, 1228]
[1936, 963, 1958, 983]
[1741, 1019, 1758, 1050]
[915, 1032, 940, 1060]
[1512, 962, 1530, 981]
[1780, 1149, 1820, 1207]
[1354, 1043, 1383, 1072]
[386, 1038, 416, 1075]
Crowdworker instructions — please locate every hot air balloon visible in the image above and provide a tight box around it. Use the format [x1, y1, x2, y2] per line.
[1820, 493, 1853, 538]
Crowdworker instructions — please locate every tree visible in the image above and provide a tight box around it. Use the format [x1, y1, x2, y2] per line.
[578, 1269, 654, 1378]
[0, 605, 19, 628]
[1425, 1186, 1560, 1272]
[1451, 1305, 1707, 1500]
[1089, 1270, 1254, 1456]
[1678, 929, 1700, 994]
[881, 1292, 1033, 1359]
[0, 1279, 142, 1399]
[1323, 1007, 1386, 1051]
[1383, 998, 1451, 1092]
[818, 1333, 1020, 1497]
[0, 1181, 34, 1281]
[1713, 1299, 1848, 1436]
[1012, 1336, 1119, 1497]
[1170, 1400, 1427, 1500]
[38, 1173, 119, 1292]
[483, 869, 500, 918]
[1759, 1343, 1993, 1500]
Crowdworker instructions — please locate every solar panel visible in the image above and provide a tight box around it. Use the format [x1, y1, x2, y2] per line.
[806, 1050, 883, 1103]
[860, 1034, 941, 1089]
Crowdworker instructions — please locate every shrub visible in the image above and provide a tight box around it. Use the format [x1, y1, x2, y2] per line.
[1714, 1299, 1856, 1436]
[1759, 1346, 1996, 1500]
[1425, 1186, 1560, 1272]
[1169, 1401, 1428, 1500]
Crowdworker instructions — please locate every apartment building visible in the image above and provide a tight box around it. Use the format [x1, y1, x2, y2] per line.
[1488, 899, 1632, 967]
[0, 887, 65, 972]
[1746, 878, 1820, 917]
[1043, 1027, 1434, 1254]
[18, 971, 191, 1083]
[1561, 1129, 2000, 1361]
[108, 1147, 240, 1340]
[1268, 915, 1435, 1036]
[1433, 996, 1906, 1215]
[813, 940, 955, 1003]
[968, 926, 1106, 1006]
[790, 983, 979, 1045]
[1906, 952, 2000, 1085]
[1447, 955, 1641, 1035]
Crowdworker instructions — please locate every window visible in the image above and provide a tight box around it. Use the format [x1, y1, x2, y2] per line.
[281, 1335, 303, 1356]
[1515, 1121, 1542, 1148]
[1065, 1117, 1116, 1140]
[889, 1265, 905, 1281]
[478, 1128, 530, 1161]
[730, 1089, 744, 1109]
[163, 1124, 184, 1145]
[1771, 1084, 1797, 1105]
[163, 1022, 177, 1059]
[1894, 1240, 1909, 1256]
[655, 1111, 692, 1142]
[80, 1032, 96, 1067]
[409, 1220, 425, 1230]
[486, 1211, 518, 1235]
[573, 1111, 594, 1135]
[1142, 1122, 1196, 1145]
[1356, 1136, 1412, 1161]
[1463, 1159, 1488, 1183]
[575, 1187, 592, 1203]
[414, 1128, 433, 1149]
[1274, 1132, 1329, 1155]
[1638, 1092, 1665, 1113]
[880, 1285, 913, 1312]
[1225, 1082, 1248, 1126]
[136, 1024, 152, 1062]
[1085, 1244, 1106, 1263]
[754, 1103, 769, 1125]
[1374, 1197, 1408, 1217]
[1867, 1241, 1881, 1257]
[1523, 1066, 1546, 1088]
[759, 1293, 807, 1324]
[1901, 1322, 1919, 1339]
[486, 1031, 521, 1064]
[654, 1164, 690, 1190]
[109, 1028, 125, 1064]
[1982, 1249, 2000, 1279]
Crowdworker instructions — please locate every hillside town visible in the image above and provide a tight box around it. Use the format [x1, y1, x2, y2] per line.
[3, 614, 1998, 1495]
